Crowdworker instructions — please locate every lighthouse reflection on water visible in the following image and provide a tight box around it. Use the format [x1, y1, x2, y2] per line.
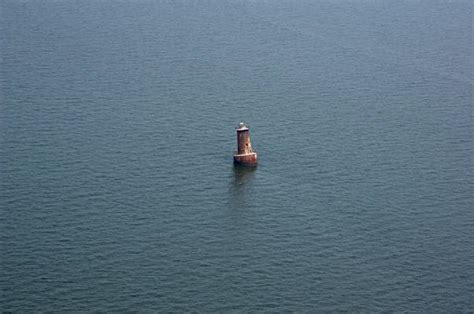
[229, 164, 257, 210]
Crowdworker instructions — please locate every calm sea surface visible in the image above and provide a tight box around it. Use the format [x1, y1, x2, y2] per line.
[1, 0, 473, 311]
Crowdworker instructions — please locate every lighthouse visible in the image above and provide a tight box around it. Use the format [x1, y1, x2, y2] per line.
[233, 122, 258, 166]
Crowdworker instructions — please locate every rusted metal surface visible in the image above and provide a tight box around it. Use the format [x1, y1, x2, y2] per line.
[233, 122, 258, 166]
[234, 152, 258, 165]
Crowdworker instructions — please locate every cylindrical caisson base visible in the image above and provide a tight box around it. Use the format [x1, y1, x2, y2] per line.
[233, 152, 258, 166]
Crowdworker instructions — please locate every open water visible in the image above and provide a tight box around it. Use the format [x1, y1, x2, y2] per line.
[1, 0, 473, 311]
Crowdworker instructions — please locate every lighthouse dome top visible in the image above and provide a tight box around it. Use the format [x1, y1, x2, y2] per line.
[237, 122, 249, 130]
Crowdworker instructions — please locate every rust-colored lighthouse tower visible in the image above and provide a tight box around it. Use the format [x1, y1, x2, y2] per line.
[233, 122, 257, 166]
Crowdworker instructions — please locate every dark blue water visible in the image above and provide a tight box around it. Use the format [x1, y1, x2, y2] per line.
[1, 0, 473, 311]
